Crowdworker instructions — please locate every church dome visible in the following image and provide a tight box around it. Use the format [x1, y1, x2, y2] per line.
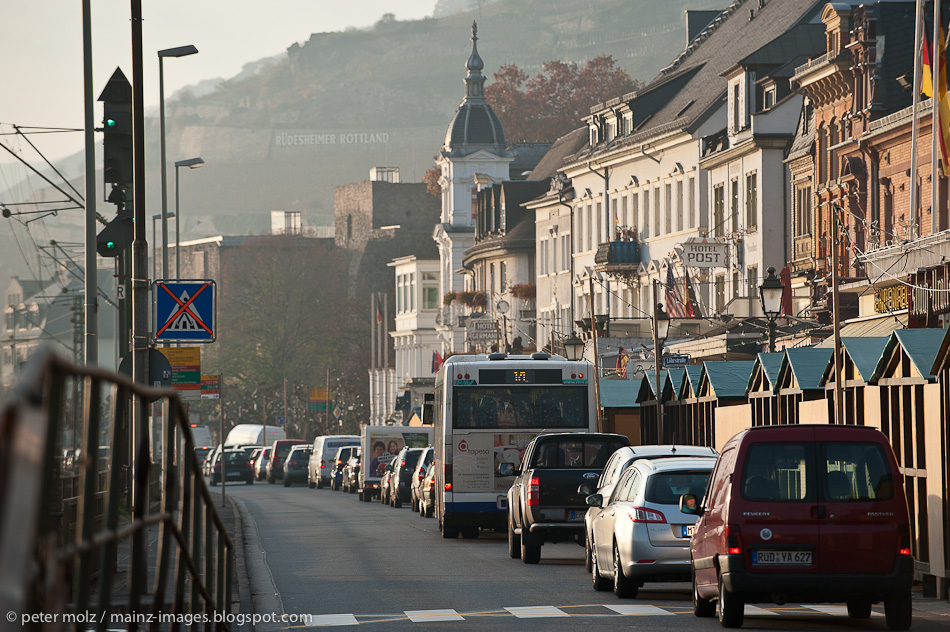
[443, 22, 506, 154]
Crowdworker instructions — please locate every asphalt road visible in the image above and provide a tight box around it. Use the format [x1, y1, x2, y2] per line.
[224, 481, 950, 631]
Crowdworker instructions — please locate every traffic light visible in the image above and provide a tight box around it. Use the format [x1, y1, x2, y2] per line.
[97, 205, 134, 257]
[98, 68, 133, 193]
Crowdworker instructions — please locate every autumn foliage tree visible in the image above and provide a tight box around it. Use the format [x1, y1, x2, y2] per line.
[486, 56, 641, 143]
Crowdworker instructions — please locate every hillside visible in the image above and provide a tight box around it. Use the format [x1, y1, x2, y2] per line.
[159, 0, 722, 235]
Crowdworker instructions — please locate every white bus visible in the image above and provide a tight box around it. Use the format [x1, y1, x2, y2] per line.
[433, 353, 596, 539]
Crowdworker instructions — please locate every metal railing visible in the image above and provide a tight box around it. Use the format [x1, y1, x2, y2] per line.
[0, 347, 232, 631]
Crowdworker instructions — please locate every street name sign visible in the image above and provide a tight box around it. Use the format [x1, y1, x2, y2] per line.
[154, 280, 216, 343]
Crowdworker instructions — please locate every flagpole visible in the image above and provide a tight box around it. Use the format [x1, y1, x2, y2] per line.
[912, 0, 925, 241]
[933, 0, 941, 235]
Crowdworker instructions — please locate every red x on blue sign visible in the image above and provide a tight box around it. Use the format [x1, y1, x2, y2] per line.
[154, 280, 216, 343]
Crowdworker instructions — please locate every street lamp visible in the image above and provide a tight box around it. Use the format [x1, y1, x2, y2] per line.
[759, 266, 785, 353]
[158, 44, 198, 280]
[152, 212, 175, 280]
[562, 331, 584, 361]
[652, 278, 671, 443]
[174, 157, 205, 277]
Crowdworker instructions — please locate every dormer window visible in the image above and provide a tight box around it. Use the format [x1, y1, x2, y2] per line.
[764, 85, 776, 109]
[732, 83, 741, 132]
[590, 126, 598, 146]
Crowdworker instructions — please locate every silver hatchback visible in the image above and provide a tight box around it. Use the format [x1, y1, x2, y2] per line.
[587, 456, 715, 598]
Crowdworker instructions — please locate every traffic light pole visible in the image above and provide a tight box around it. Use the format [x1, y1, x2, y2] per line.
[82, 0, 97, 366]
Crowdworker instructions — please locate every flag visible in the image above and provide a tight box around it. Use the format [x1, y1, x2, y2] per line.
[431, 351, 443, 374]
[923, 13, 950, 176]
[616, 347, 629, 379]
[683, 269, 703, 318]
[665, 267, 687, 318]
[376, 307, 383, 324]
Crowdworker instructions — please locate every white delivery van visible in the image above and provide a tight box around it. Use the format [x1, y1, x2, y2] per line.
[308, 435, 360, 488]
[357, 426, 433, 502]
[224, 424, 286, 447]
[189, 424, 214, 448]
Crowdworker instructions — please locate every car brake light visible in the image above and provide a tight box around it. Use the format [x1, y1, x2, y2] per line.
[725, 525, 743, 555]
[289, 460, 297, 466]
[214, 463, 220, 470]
[628, 507, 667, 523]
[898, 526, 911, 556]
[527, 476, 540, 506]
[320, 459, 326, 469]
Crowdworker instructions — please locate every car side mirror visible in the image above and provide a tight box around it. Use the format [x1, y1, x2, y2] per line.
[585, 493, 603, 508]
[680, 493, 703, 516]
[497, 462, 516, 477]
[577, 483, 594, 496]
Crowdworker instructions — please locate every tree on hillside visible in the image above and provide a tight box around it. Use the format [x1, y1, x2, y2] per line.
[423, 166, 442, 200]
[486, 55, 641, 143]
[212, 236, 369, 438]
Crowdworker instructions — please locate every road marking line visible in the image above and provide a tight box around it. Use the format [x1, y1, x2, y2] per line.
[803, 605, 883, 617]
[305, 614, 359, 627]
[504, 606, 569, 618]
[743, 605, 780, 615]
[603, 605, 674, 616]
[404, 610, 464, 623]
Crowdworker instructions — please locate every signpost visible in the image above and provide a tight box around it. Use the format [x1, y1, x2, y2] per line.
[309, 388, 330, 412]
[159, 346, 201, 400]
[467, 318, 499, 343]
[201, 374, 220, 399]
[663, 354, 690, 367]
[681, 238, 728, 269]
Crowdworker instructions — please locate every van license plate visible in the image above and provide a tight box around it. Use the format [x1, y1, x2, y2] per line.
[681, 525, 695, 537]
[569, 511, 582, 521]
[752, 550, 812, 565]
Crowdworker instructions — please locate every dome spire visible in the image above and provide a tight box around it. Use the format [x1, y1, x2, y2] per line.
[465, 21, 485, 99]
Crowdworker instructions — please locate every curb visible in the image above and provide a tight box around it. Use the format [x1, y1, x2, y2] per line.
[231, 496, 284, 632]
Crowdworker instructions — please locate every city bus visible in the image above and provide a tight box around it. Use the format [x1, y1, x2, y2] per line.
[432, 352, 596, 539]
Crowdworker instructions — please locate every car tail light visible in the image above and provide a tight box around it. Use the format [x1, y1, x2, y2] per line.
[444, 463, 453, 492]
[628, 507, 666, 523]
[725, 525, 743, 555]
[289, 460, 298, 466]
[319, 459, 326, 470]
[214, 463, 220, 470]
[527, 476, 540, 506]
[898, 526, 911, 556]
[418, 466, 426, 481]
[400, 459, 406, 467]
[247, 461, 254, 469]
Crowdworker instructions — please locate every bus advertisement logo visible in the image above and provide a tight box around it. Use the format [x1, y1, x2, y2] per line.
[458, 439, 468, 452]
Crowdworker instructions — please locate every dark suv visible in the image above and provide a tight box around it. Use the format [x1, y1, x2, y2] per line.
[266, 439, 307, 484]
[210, 448, 254, 485]
[389, 447, 427, 508]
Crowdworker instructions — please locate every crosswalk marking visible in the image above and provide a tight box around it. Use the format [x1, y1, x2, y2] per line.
[603, 605, 674, 616]
[299, 603, 892, 626]
[306, 614, 358, 627]
[504, 606, 569, 618]
[404, 610, 464, 623]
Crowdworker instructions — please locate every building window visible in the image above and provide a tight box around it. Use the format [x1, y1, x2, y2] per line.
[665, 183, 672, 235]
[745, 171, 757, 231]
[731, 178, 739, 234]
[587, 205, 594, 251]
[794, 184, 812, 238]
[539, 240, 547, 276]
[632, 192, 639, 234]
[688, 176, 696, 229]
[764, 85, 775, 109]
[596, 201, 603, 246]
[654, 188, 661, 236]
[713, 184, 725, 238]
[747, 265, 758, 299]
[676, 180, 684, 232]
[733, 270, 740, 299]
[619, 194, 627, 231]
[500, 261, 507, 292]
[409, 273, 416, 311]
[396, 274, 405, 313]
[562, 234, 570, 271]
[422, 272, 439, 309]
[715, 275, 726, 313]
[732, 83, 741, 132]
[490, 263, 495, 296]
[642, 191, 650, 239]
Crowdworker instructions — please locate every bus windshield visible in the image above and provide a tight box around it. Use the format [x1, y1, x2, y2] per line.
[453, 385, 588, 429]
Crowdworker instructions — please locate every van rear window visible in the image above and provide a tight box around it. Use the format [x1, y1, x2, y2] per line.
[741, 441, 895, 502]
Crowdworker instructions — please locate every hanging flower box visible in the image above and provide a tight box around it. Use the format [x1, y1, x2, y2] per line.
[509, 283, 536, 300]
[443, 291, 457, 306]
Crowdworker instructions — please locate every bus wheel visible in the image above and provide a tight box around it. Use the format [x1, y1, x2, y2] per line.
[461, 527, 478, 539]
[521, 542, 541, 564]
[440, 518, 459, 539]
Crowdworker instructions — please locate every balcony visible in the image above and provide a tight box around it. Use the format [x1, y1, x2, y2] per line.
[595, 241, 641, 282]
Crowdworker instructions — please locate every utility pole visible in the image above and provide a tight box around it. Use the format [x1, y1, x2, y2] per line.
[831, 204, 845, 425]
[325, 367, 331, 434]
[588, 275, 603, 432]
[653, 280, 664, 443]
[81, 0, 97, 367]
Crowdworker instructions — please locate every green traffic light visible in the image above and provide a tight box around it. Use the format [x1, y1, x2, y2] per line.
[105, 118, 117, 127]
[105, 241, 116, 249]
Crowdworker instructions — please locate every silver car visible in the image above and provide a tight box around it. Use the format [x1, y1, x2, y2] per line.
[582, 445, 717, 572]
[587, 456, 715, 598]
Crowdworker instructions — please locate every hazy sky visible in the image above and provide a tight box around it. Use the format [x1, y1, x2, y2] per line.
[1, 1, 435, 165]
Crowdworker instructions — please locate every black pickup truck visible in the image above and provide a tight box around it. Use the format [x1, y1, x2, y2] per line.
[500, 432, 630, 564]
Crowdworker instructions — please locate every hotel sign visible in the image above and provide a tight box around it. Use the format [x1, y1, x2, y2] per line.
[681, 238, 728, 268]
[909, 263, 950, 323]
[874, 285, 907, 314]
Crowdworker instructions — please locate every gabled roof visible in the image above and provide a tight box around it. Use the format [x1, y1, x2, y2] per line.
[749, 352, 785, 394]
[836, 337, 889, 383]
[682, 365, 704, 398]
[702, 361, 756, 398]
[871, 328, 947, 382]
[783, 348, 833, 390]
[662, 368, 687, 401]
[600, 379, 639, 408]
[527, 128, 590, 182]
[636, 370, 668, 402]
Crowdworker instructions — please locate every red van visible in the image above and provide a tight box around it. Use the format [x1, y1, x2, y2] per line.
[681, 425, 913, 629]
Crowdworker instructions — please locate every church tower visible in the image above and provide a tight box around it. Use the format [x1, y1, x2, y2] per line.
[433, 22, 513, 353]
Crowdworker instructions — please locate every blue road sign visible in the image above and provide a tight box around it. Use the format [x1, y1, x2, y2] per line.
[154, 280, 216, 343]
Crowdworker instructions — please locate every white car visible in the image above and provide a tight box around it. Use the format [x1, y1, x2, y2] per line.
[582, 445, 717, 573]
[587, 456, 716, 598]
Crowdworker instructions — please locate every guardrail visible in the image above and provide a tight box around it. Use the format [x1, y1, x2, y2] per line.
[0, 347, 232, 631]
